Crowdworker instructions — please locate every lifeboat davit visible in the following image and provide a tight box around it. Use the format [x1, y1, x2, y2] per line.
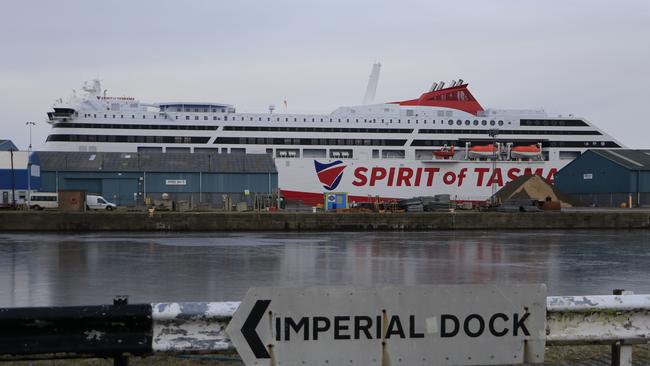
[511, 144, 542, 159]
[433, 145, 455, 159]
[468, 144, 497, 158]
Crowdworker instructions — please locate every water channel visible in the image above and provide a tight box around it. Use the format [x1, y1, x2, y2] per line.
[1, 230, 649, 307]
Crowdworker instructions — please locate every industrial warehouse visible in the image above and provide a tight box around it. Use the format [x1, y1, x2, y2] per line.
[555, 149, 650, 208]
[33, 151, 278, 209]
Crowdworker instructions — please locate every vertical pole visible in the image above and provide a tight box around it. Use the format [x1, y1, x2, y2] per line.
[10, 149, 16, 208]
[113, 296, 129, 366]
[199, 171, 202, 204]
[26, 122, 35, 210]
[611, 289, 633, 366]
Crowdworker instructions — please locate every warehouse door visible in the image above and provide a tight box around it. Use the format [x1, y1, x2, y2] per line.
[102, 179, 139, 206]
[63, 179, 102, 195]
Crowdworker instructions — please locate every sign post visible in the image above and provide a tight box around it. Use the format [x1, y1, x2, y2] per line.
[227, 284, 547, 365]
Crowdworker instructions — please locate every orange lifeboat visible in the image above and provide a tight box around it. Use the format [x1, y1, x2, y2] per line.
[511, 144, 542, 159]
[468, 144, 497, 158]
[433, 145, 455, 159]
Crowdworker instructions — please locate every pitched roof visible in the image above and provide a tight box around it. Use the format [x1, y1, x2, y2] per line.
[0, 140, 18, 151]
[35, 151, 277, 173]
[590, 149, 650, 171]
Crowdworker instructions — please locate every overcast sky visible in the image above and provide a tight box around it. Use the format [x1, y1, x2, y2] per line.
[1, 0, 648, 149]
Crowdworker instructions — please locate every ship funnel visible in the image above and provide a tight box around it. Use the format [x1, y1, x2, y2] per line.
[457, 79, 463, 85]
[450, 80, 457, 88]
[362, 62, 381, 105]
[437, 81, 445, 90]
[429, 82, 438, 92]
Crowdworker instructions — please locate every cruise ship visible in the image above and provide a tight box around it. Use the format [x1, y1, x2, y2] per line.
[43, 74, 623, 205]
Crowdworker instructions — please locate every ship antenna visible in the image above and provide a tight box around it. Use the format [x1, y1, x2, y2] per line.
[269, 105, 275, 114]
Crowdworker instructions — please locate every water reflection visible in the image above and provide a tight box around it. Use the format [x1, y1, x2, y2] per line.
[1, 230, 649, 306]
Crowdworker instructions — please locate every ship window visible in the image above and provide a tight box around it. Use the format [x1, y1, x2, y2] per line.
[143, 115, 146, 119]
[153, 115, 157, 119]
[93, 114, 96, 118]
[203, 116, 208, 120]
[250, 117, 253, 121]
[473, 120, 479, 126]
[312, 118, 315, 122]
[294, 118, 297, 122]
[120, 115, 123, 118]
[498, 120, 504, 126]
[456, 120, 462, 126]
[131, 115, 135, 119]
[214, 116, 218, 120]
[490, 120, 495, 126]
[286, 118, 289, 122]
[195, 116, 199, 120]
[448, 120, 453, 125]
[465, 120, 470, 125]
[175, 116, 178, 120]
[186, 116, 190, 120]
[112, 115, 115, 119]
[481, 120, 487, 126]
[104, 114, 107, 118]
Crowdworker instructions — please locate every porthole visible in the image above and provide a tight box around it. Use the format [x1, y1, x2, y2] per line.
[448, 120, 454, 125]
[465, 120, 470, 126]
[456, 120, 462, 126]
[481, 120, 487, 126]
[489, 120, 495, 126]
[473, 120, 479, 126]
[498, 120, 503, 126]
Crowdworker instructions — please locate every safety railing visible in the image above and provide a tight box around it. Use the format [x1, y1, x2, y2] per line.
[1, 292, 649, 366]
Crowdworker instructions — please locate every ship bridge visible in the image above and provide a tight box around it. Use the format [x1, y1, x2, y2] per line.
[158, 102, 235, 113]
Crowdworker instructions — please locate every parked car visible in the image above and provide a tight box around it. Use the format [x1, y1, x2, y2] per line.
[86, 195, 117, 211]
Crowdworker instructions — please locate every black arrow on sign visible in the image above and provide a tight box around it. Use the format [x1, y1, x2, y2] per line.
[241, 299, 271, 359]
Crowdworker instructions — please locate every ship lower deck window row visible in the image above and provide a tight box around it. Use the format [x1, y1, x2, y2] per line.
[223, 126, 413, 133]
[411, 140, 620, 148]
[418, 129, 601, 136]
[214, 137, 406, 146]
[46, 134, 210, 144]
[54, 122, 218, 130]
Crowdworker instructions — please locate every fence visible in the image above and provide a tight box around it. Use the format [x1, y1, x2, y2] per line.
[1, 293, 649, 365]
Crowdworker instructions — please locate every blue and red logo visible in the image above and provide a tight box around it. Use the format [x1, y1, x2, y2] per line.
[314, 160, 346, 190]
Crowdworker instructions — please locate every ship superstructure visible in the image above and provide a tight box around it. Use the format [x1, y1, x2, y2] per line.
[44, 78, 623, 204]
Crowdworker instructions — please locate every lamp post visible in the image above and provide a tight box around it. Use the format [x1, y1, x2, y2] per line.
[488, 128, 499, 206]
[26, 122, 35, 210]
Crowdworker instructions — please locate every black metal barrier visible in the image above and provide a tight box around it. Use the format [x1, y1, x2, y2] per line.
[0, 298, 152, 363]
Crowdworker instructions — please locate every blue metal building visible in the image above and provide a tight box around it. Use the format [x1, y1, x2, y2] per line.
[0, 149, 42, 206]
[0, 140, 18, 151]
[36, 151, 277, 207]
[555, 149, 650, 207]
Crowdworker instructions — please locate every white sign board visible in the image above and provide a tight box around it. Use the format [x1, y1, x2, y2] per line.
[227, 285, 547, 366]
[165, 179, 186, 186]
[583, 173, 593, 180]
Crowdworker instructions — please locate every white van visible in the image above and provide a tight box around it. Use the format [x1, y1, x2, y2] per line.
[29, 192, 58, 210]
[86, 195, 117, 211]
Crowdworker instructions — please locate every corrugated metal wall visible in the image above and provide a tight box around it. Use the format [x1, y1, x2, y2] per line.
[555, 150, 650, 207]
[41, 171, 278, 206]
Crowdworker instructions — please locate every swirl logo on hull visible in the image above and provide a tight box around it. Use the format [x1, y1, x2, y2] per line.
[314, 160, 346, 191]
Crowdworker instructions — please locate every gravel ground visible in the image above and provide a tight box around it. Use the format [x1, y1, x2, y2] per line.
[4, 345, 650, 365]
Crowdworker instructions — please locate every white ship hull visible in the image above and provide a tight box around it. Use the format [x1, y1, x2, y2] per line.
[278, 157, 561, 205]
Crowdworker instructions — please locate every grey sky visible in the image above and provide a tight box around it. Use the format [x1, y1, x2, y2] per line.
[1, 0, 649, 149]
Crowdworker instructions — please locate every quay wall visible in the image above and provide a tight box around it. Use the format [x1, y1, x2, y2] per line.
[0, 211, 649, 231]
